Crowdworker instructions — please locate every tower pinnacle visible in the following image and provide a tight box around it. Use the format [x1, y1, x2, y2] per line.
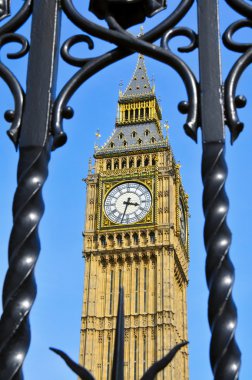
[95, 55, 165, 157]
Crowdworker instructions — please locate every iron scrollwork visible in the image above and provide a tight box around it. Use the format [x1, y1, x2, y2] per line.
[52, 0, 198, 150]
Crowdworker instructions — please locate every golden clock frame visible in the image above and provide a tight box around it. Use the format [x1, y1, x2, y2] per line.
[97, 170, 158, 231]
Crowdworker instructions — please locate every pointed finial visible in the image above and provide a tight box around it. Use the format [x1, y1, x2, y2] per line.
[151, 75, 155, 93]
[94, 129, 101, 150]
[88, 157, 92, 174]
[119, 80, 123, 96]
[138, 25, 144, 37]
[164, 121, 170, 141]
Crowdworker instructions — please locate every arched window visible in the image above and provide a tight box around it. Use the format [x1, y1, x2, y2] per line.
[146, 107, 149, 118]
[151, 137, 156, 143]
[144, 157, 149, 166]
[135, 109, 139, 119]
[110, 142, 114, 148]
[132, 131, 137, 138]
[125, 110, 129, 120]
[140, 108, 144, 118]
[152, 158, 156, 165]
[133, 233, 139, 245]
[119, 132, 124, 139]
[145, 129, 150, 136]
[106, 160, 111, 170]
[150, 231, 155, 243]
[137, 158, 141, 167]
[122, 159, 127, 168]
[107, 337, 111, 380]
[138, 138, 142, 145]
[129, 158, 134, 168]
[135, 268, 139, 313]
[123, 140, 128, 147]
[117, 234, 122, 246]
[130, 109, 134, 120]
[100, 235, 106, 247]
[114, 159, 119, 169]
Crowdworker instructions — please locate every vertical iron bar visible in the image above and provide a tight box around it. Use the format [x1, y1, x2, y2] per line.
[197, 1, 241, 379]
[0, 1, 61, 379]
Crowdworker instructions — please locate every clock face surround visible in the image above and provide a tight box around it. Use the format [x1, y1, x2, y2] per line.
[104, 182, 152, 225]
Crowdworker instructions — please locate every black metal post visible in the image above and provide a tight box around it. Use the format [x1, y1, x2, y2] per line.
[198, 1, 241, 379]
[0, 1, 61, 378]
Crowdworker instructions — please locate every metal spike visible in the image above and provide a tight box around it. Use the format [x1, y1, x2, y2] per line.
[50, 347, 95, 380]
[111, 287, 124, 380]
[140, 341, 188, 380]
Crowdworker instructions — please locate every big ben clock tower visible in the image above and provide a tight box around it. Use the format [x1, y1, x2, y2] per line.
[79, 55, 189, 380]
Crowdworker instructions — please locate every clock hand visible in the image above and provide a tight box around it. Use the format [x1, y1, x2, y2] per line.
[121, 197, 131, 222]
[127, 201, 139, 207]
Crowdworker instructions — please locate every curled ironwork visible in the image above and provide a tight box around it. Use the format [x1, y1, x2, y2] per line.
[52, 0, 198, 150]
[0, 143, 51, 380]
[0, 1, 32, 148]
[0, 33, 29, 148]
[224, 1, 252, 142]
[202, 143, 241, 380]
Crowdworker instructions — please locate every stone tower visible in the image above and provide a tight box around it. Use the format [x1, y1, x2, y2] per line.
[79, 55, 189, 379]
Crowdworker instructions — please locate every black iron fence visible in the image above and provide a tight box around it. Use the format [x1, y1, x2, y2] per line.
[0, 0, 251, 378]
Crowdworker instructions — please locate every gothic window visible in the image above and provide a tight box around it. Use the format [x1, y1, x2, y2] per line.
[117, 234, 122, 246]
[145, 129, 150, 136]
[143, 335, 147, 373]
[109, 270, 114, 315]
[135, 109, 139, 119]
[132, 131, 137, 138]
[119, 132, 124, 139]
[122, 159, 127, 168]
[125, 110, 129, 120]
[151, 137, 156, 143]
[150, 231, 155, 243]
[137, 158, 141, 167]
[138, 138, 142, 145]
[152, 157, 156, 165]
[140, 108, 144, 118]
[144, 267, 147, 312]
[144, 157, 149, 166]
[100, 235, 106, 247]
[110, 142, 115, 148]
[125, 233, 130, 247]
[130, 109, 134, 120]
[133, 233, 139, 245]
[129, 158, 134, 168]
[107, 338, 111, 380]
[135, 268, 139, 313]
[106, 160, 111, 170]
[114, 159, 119, 169]
[123, 140, 128, 147]
[134, 336, 138, 380]
[146, 108, 149, 117]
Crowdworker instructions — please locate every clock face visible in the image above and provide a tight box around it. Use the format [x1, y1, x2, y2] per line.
[104, 182, 152, 225]
[179, 198, 186, 243]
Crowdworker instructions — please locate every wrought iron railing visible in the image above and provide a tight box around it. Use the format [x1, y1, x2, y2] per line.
[0, 0, 251, 379]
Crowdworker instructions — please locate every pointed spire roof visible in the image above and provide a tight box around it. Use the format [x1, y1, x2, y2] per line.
[94, 55, 167, 158]
[122, 55, 153, 98]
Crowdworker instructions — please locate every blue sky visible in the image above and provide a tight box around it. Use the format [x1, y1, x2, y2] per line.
[0, 1, 252, 379]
